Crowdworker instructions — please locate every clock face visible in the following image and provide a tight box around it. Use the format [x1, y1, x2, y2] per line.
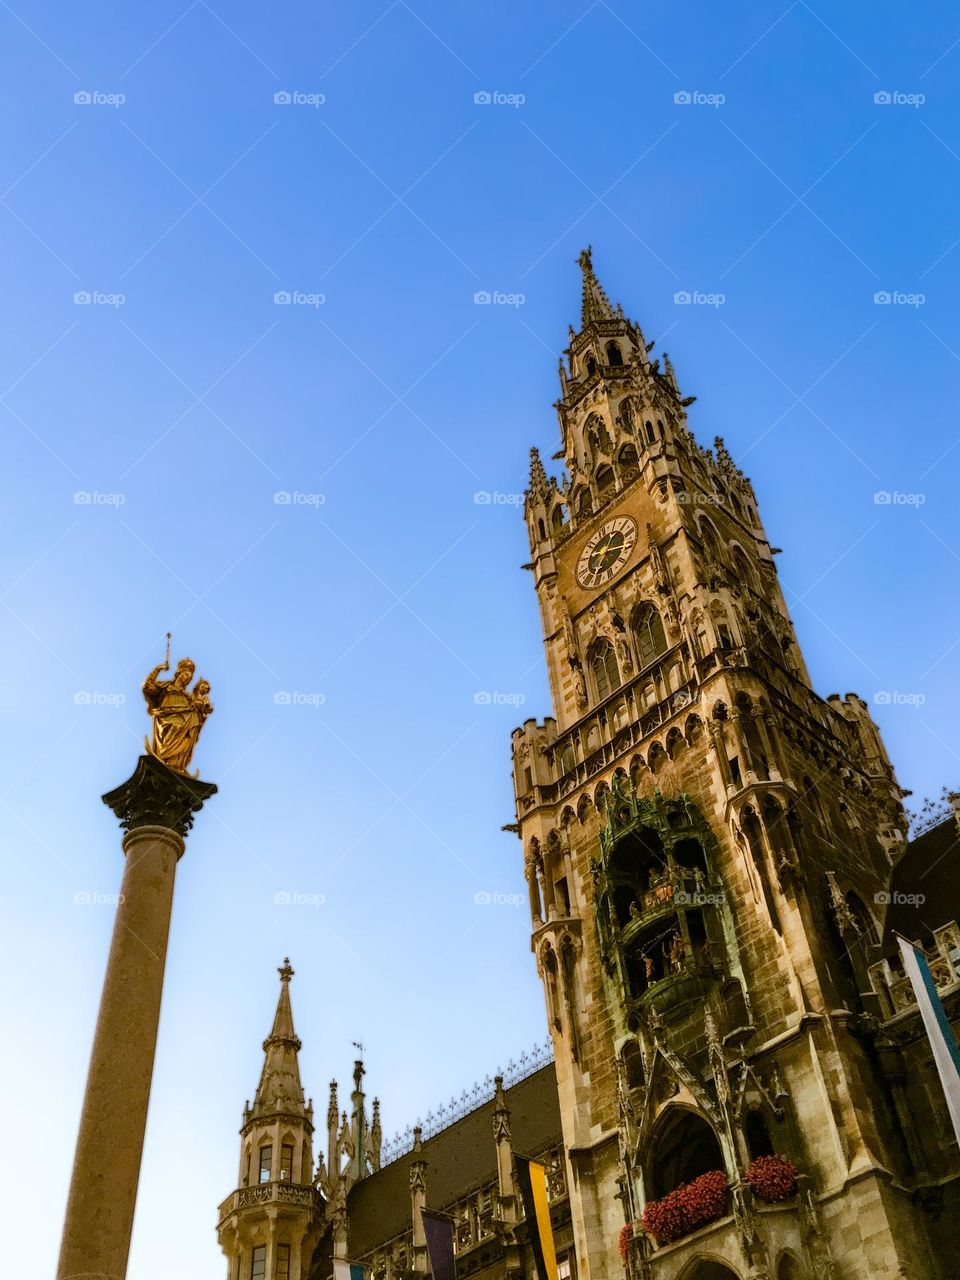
[576, 516, 638, 589]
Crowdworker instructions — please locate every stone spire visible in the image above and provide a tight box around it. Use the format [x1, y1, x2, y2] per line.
[251, 958, 307, 1120]
[528, 446, 548, 498]
[578, 245, 616, 328]
[219, 960, 320, 1279]
[410, 1127, 428, 1273]
[493, 1075, 517, 1228]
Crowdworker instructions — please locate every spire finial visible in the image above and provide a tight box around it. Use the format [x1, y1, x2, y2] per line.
[577, 245, 615, 328]
[279, 957, 294, 983]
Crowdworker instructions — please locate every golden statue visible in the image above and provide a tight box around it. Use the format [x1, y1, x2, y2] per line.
[143, 636, 213, 776]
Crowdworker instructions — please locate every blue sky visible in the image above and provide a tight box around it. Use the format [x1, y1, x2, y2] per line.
[2, 2, 959, 1276]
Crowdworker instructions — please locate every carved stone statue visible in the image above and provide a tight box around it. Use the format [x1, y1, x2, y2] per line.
[143, 651, 213, 776]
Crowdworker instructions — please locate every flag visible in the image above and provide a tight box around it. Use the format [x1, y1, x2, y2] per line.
[421, 1208, 457, 1280]
[515, 1155, 559, 1280]
[332, 1261, 365, 1280]
[897, 935, 960, 1144]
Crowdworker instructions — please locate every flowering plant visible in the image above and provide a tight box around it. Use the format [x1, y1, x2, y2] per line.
[743, 1154, 798, 1203]
[641, 1170, 729, 1244]
[618, 1223, 633, 1264]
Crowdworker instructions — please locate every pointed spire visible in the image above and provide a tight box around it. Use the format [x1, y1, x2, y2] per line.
[250, 958, 307, 1121]
[528, 446, 548, 498]
[577, 245, 615, 328]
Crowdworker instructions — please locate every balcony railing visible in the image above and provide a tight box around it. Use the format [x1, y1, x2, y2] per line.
[218, 1180, 320, 1223]
[621, 867, 715, 933]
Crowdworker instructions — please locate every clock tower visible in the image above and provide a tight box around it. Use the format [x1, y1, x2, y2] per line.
[510, 251, 939, 1279]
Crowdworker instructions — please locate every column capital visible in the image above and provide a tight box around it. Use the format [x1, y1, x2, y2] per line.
[102, 753, 217, 838]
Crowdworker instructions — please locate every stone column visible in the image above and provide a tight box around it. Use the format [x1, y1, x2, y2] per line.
[57, 754, 216, 1280]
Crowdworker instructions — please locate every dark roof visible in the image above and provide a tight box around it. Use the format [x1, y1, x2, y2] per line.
[882, 815, 960, 950]
[346, 1062, 561, 1258]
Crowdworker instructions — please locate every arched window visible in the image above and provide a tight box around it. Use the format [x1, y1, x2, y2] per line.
[590, 638, 620, 701]
[731, 546, 755, 593]
[585, 355, 597, 376]
[744, 1109, 775, 1159]
[720, 977, 751, 1038]
[621, 1039, 645, 1090]
[645, 419, 656, 443]
[618, 444, 639, 480]
[647, 1108, 725, 1198]
[551, 503, 566, 532]
[699, 518, 722, 568]
[576, 488, 593, 517]
[634, 604, 668, 668]
[596, 465, 615, 493]
[606, 340, 624, 366]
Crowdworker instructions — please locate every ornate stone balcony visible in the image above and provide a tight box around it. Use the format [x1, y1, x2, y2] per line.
[217, 1179, 321, 1225]
[620, 867, 718, 935]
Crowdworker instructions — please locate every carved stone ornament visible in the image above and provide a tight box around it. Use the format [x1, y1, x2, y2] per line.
[102, 753, 217, 837]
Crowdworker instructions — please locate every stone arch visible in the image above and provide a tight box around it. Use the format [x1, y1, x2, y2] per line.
[730, 542, 756, 593]
[666, 726, 685, 759]
[685, 713, 704, 746]
[576, 794, 592, 824]
[776, 1253, 807, 1280]
[559, 805, 576, 828]
[697, 515, 723, 571]
[620, 1037, 645, 1090]
[679, 1260, 745, 1280]
[647, 741, 667, 774]
[645, 1105, 726, 1199]
[742, 1106, 775, 1159]
[632, 600, 668, 668]
[719, 977, 751, 1039]
[538, 941, 561, 1029]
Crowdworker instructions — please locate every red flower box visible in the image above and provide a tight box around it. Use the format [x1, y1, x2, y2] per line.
[743, 1154, 798, 1203]
[618, 1223, 633, 1264]
[641, 1170, 729, 1244]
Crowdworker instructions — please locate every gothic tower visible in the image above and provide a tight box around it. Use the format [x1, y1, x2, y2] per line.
[218, 960, 323, 1280]
[510, 251, 937, 1279]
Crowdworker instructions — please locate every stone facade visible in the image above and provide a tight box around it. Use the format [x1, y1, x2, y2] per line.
[508, 251, 960, 1280]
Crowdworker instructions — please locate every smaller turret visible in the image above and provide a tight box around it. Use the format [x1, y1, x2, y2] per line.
[217, 960, 321, 1280]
